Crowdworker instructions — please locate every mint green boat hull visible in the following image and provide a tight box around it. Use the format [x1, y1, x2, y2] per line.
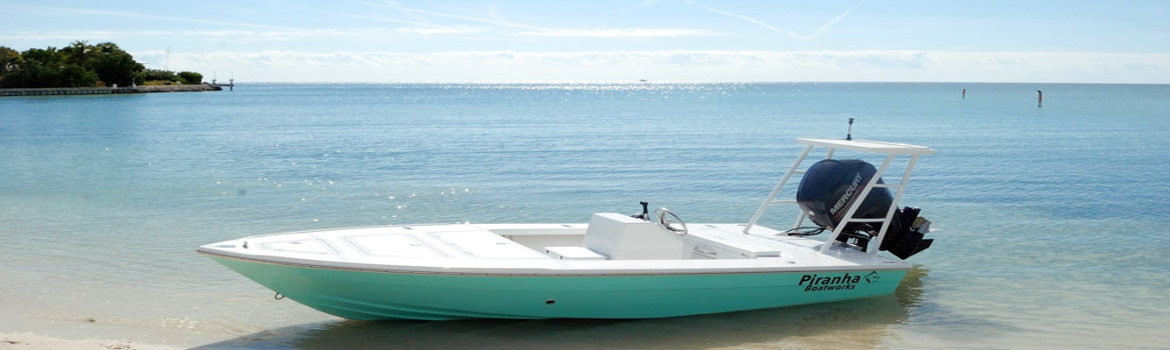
[209, 256, 907, 321]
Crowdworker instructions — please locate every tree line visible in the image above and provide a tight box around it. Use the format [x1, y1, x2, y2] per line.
[0, 41, 204, 89]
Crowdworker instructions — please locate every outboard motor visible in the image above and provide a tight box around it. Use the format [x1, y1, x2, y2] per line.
[796, 159, 933, 259]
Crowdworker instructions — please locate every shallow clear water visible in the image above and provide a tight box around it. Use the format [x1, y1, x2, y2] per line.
[1, 83, 1167, 348]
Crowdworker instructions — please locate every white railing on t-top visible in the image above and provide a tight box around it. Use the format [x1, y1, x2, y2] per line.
[743, 138, 936, 254]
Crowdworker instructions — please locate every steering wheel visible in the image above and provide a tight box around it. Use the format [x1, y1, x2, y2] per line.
[654, 208, 688, 236]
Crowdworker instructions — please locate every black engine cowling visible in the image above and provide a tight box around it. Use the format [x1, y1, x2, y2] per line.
[795, 159, 933, 259]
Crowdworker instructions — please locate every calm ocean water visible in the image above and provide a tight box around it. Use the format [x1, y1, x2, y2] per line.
[2, 82, 1168, 349]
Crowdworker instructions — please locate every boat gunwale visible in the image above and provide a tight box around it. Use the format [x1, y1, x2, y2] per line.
[196, 247, 911, 277]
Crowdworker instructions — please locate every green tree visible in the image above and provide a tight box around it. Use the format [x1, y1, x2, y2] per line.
[142, 68, 178, 83]
[19, 44, 99, 87]
[0, 46, 100, 88]
[177, 71, 203, 84]
[86, 42, 144, 86]
[2, 47, 63, 88]
[20, 47, 64, 66]
[58, 63, 100, 87]
[2, 60, 47, 88]
[0, 46, 22, 87]
[0, 46, 21, 74]
[60, 40, 93, 66]
[0, 41, 206, 89]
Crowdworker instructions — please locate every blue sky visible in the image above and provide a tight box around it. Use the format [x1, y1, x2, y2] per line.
[2, 1, 1168, 83]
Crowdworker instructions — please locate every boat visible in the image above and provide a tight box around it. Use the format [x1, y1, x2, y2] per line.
[197, 137, 937, 321]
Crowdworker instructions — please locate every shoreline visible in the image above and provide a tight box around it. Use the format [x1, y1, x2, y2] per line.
[0, 83, 224, 97]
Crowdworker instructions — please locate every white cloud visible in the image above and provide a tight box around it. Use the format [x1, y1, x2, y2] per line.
[517, 28, 714, 38]
[370, 3, 711, 39]
[685, 0, 865, 41]
[396, 26, 486, 35]
[0, 27, 399, 44]
[0, 30, 123, 42]
[685, 2, 804, 40]
[0, 4, 291, 31]
[369, 2, 542, 30]
[133, 50, 1170, 84]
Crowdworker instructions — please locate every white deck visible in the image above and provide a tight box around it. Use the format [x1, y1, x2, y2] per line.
[201, 216, 908, 276]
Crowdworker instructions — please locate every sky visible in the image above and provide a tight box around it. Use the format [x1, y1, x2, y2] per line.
[1, 0, 1168, 83]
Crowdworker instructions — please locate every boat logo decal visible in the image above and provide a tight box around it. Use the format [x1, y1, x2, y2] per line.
[798, 271, 879, 292]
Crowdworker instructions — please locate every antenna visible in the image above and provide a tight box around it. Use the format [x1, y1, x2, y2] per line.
[846, 118, 854, 140]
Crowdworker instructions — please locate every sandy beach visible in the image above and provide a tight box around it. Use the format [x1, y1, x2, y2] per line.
[1, 333, 176, 350]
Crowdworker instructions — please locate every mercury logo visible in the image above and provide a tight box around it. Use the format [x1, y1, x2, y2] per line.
[829, 173, 864, 216]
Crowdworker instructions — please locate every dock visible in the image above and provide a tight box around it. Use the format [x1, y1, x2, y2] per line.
[209, 78, 234, 91]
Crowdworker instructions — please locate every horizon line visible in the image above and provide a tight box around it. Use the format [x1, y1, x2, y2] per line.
[217, 80, 1169, 85]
